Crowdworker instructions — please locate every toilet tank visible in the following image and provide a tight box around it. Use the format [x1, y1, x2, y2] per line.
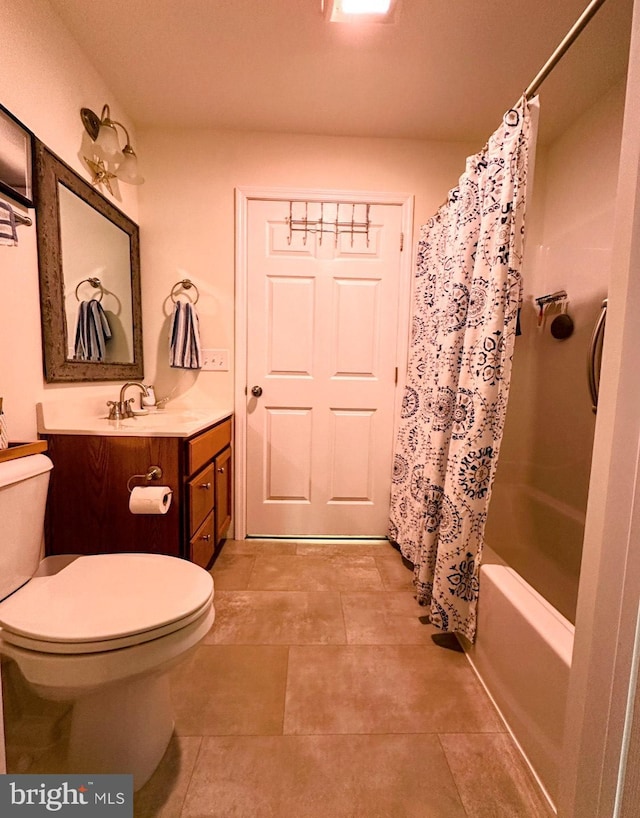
[0, 454, 53, 601]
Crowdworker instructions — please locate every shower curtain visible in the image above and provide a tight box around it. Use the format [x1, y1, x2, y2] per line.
[389, 96, 536, 642]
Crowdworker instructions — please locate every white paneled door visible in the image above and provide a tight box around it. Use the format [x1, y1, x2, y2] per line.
[244, 197, 406, 536]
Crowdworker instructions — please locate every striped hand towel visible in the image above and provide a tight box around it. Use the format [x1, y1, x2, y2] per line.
[0, 201, 18, 246]
[73, 300, 112, 362]
[169, 301, 202, 369]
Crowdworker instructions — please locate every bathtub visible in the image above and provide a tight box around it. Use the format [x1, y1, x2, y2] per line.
[464, 548, 574, 811]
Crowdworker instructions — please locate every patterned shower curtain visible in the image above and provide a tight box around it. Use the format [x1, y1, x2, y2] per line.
[389, 96, 535, 642]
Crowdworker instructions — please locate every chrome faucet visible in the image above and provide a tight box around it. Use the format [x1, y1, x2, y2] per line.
[106, 382, 149, 420]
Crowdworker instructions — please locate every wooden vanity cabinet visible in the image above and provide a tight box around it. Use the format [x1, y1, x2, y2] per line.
[43, 415, 232, 568]
[184, 417, 233, 567]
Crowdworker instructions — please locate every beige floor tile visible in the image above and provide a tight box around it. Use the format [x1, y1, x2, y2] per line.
[373, 552, 416, 591]
[181, 734, 468, 818]
[440, 733, 555, 818]
[284, 645, 504, 735]
[134, 736, 202, 818]
[170, 645, 288, 736]
[295, 540, 393, 557]
[210, 553, 255, 590]
[205, 591, 346, 645]
[341, 591, 439, 644]
[220, 539, 298, 556]
[247, 554, 384, 592]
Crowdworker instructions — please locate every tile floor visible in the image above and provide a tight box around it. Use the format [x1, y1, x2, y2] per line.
[134, 539, 554, 818]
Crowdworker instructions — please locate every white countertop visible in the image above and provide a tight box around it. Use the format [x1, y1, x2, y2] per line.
[36, 403, 232, 438]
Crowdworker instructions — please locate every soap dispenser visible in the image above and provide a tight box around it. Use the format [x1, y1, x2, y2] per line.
[142, 385, 157, 411]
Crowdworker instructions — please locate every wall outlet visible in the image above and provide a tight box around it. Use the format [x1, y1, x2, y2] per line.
[201, 348, 229, 371]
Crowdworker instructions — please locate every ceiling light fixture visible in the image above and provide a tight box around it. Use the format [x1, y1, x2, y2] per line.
[342, 0, 391, 13]
[328, 0, 397, 23]
[80, 104, 144, 187]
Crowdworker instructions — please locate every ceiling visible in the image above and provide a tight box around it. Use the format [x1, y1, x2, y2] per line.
[48, 0, 633, 144]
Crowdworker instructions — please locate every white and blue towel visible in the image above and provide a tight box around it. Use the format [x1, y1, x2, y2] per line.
[74, 300, 112, 362]
[169, 301, 202, 369]
[0, 201, 18, 246]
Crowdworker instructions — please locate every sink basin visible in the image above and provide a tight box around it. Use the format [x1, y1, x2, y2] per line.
[37, 402, 232, 437]
[111, 409, 217, 432]
[118, 409, 207, 424]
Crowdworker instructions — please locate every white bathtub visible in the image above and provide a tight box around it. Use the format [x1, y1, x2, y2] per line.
[464, 551, 574, 811]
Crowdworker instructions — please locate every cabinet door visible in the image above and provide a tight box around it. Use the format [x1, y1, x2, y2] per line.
[45, 434, 181, 557]
[188, 463, 215, 535]
[215, 446, 232, 544]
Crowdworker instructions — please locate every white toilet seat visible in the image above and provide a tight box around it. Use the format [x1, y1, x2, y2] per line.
[0, 553, 214, 654]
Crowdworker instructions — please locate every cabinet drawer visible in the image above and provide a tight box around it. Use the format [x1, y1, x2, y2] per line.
[188, 463, 215, 535]
[187, 418, 232, 475]
[190, 511, 215, 568]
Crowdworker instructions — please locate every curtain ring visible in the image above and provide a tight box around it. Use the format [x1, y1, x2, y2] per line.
[170, 279, 200, 304]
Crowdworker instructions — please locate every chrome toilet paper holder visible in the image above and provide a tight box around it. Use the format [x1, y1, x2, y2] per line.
[127, 465, 164, 493]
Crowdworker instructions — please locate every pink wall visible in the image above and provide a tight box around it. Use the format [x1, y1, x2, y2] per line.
[137, 128, 477, 409]
[0, 0, 478, 440]
[0, 0, 140, 441]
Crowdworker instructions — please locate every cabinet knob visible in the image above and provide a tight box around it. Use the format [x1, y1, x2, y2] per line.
[199, 482, 212, 490]
[200, 534, 211, 542]
[217, 467, 225, 473]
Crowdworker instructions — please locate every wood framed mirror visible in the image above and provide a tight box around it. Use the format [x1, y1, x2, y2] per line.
[34, 139, 143, 382]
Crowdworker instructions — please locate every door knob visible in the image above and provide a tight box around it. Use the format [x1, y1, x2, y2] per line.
[251, 385, 263, 397]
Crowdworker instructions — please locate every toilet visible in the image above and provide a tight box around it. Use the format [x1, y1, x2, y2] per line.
[0, 453, 215, 789]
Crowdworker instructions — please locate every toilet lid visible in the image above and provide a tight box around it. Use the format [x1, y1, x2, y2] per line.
[0, 553, 214, 648]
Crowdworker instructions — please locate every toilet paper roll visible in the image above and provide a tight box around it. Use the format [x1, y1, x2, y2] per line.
[129, 486, 173, 515]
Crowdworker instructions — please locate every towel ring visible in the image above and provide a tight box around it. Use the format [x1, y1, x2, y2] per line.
[170, 278, 200, 304]
[75, 277, 104, 302]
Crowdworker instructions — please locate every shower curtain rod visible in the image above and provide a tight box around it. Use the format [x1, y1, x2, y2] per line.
[524, 0, 608, 99]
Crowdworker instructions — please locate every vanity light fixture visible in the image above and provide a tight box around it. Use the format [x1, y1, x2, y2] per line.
[80, 104, 144, 187]
[327, 0, 397, 23]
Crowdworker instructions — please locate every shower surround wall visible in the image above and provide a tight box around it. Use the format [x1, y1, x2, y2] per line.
[485, 79, 626, 623]
[466, 80, 627, 809]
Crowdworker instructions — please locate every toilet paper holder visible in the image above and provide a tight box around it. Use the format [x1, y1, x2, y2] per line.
[127, 465, 164, 493]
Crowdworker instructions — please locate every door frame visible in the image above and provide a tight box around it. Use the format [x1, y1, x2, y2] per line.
[234, 186, 414, 540]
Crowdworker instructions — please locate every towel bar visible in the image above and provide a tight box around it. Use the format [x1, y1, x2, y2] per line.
[14, 211, 32, 227]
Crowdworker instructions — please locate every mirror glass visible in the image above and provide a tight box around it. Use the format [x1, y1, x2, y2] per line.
[34, 139, 143, 382]
[59, 185, 134, 363]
